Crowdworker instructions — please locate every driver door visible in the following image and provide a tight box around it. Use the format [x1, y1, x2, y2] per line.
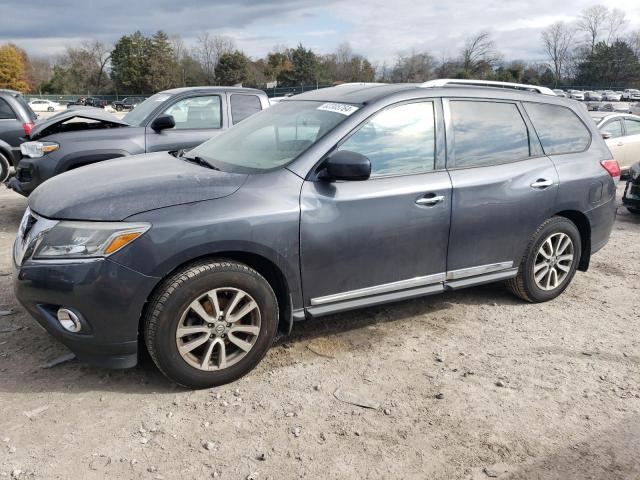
[299, 101, 452, 313]
[145, 94, 226, 153]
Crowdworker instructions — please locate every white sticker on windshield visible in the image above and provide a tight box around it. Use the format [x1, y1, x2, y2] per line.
[317, 103, 359, 116]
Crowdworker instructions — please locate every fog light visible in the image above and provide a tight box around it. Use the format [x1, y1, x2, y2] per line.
[57, 308, 81, 333]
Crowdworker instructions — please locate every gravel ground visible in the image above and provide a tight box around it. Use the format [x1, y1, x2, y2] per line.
[0, 184, 638, 480]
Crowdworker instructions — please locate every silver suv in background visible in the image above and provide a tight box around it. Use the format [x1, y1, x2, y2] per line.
[14, 80, 618, 388]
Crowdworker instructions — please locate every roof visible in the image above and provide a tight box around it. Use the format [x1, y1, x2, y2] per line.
[291, 84, 419, 104]
[160, 86, 265, 95]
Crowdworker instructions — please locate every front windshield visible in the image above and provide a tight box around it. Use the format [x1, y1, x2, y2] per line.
[188, 100, 356, 173]
[123, 93, 172, 126]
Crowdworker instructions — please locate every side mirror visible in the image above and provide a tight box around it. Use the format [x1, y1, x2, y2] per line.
[322, 150, 371, 181]
[150, 114, 175, 132]
[601, 131, 612, 140]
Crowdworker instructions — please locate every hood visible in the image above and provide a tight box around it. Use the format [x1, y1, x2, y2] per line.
[29, 152, 248, 221]
[30, 108, 130, 139]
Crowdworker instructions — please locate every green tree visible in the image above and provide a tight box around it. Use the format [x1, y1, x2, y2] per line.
[0, 44, 29, 92]
[576, 40, 640, 87]
[148, 31, 177, 91]
[110, 31, 152, 93]
[214, 51, 249, 85]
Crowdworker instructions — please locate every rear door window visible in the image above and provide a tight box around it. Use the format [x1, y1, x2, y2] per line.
[524, 103, 591, 155]
[0, 98, 17, 120]
[625, 118, 640, 136]
[231, 95, 262, 124]
[449, 100, 530, 168]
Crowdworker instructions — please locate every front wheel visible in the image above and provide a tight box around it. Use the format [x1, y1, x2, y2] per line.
[507, 217, 581, 303]
[116, 105, 123, 111]
[144, 260, 278, 388]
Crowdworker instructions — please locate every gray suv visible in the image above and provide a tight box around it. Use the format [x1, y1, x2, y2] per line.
[13, 80, 618, 388]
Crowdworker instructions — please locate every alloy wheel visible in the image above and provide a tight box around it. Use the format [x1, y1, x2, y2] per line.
[533, 232, 574, 291]
[175, 288, 261, 371]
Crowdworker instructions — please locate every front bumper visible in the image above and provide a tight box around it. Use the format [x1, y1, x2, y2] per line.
[622, 179, 640, 209]
[14, 257, 160, 368]
[7, 156, 50, 196]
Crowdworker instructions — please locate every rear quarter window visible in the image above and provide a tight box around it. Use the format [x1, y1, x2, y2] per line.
[231, 95, 262, 124]
[0, 98, 17, 120]
[524, 103, 591, 155]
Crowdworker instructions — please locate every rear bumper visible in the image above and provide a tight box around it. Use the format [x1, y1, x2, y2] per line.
[622, 180, 640, 209]
[14, 257, 160, 369]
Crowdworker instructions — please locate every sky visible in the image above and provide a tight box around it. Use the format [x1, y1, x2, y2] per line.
[1, 0, 639, 64]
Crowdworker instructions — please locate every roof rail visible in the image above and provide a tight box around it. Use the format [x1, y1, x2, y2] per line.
[334, 82, 388, 87]
[420, 79, 556, 96]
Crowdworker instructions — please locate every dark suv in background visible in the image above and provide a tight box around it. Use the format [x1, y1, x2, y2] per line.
[112, 96, 145, 111]
[0, 89, 37, 182]
[9, 86, 268, 195]
[13, 80, 618, 388]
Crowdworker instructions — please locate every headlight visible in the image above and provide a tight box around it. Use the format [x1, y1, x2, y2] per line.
[32, 221, 150, 259]
[20, 141, 59, 158]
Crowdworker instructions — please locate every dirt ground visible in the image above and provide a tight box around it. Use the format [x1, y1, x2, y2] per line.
[0, 184, 638, 480]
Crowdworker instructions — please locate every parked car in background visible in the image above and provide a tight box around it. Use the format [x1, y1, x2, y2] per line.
[584, 91, 602, 101]
[552, 89, 568, 97]
[8, 87, 268, 196]
[112, 96, 145, 111]
[28, 99, 62, 112]
[568, 90, 585, 101]
[602, 91, 622, 102]
[13, 80, 618, 388]
[622, 162, 640, 214]
[67, 97, 108, 109]
[0, 89, 37, 182]
[591, 112, 640, 176]
[622, 89, 640, 101]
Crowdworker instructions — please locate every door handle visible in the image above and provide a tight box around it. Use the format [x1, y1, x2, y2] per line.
[415, 194, 445, 206]
[530, 179, 553, 189]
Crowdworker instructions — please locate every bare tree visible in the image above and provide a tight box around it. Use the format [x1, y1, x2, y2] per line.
[577, 5, 608, 52]
[84, 41, 111, 93]
[196, 32, 236, 84]
[629, 30, 640, 59]
[461, 31, 498, 73]
[605, 8, 627, 44]
[541, 22, 574, 85]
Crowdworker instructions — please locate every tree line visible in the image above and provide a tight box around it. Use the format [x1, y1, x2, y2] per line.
[0, 3, 639, 95]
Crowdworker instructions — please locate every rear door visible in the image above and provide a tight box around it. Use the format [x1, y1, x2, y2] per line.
[623, 117, 640, 169]
[145, 94, 227, 152]
[444, 98, 559, 279]
[600, 118, 626, 168]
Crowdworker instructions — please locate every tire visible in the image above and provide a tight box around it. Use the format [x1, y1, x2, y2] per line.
[47, 107, 54, 112]
[0, 152, 9, 183]
[144, 260, 278, 389]
[116, 105, 122, 111]
[507, 217, 581, 303]
[627, 207, 640, 215]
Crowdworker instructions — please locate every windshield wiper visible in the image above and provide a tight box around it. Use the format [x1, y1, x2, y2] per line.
[180, 153, 220, 171]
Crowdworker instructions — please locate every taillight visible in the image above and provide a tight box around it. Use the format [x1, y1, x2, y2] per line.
[22, 122, 35, 136]
[600, 159, 621, 180]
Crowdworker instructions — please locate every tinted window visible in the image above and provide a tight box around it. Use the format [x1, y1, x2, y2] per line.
[601, 119, 623, 138]
[625, 118, 640, 136]
[339, 102, 435, 177]
[231, 95, 262, 124]
[450, 101, 530, 167]
[163, 95, 222, 130]
[0, 98, 16, 120]
[524, 103, 591, 155]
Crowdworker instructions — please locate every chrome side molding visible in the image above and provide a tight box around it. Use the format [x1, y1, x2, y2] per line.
[446, 261, 514, 280]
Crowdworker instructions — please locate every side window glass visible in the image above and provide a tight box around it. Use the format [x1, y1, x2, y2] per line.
[524, 102, 591, 155]
[0, 98, 16, 120]
[601, 120, 623, 138]
[339, 102, 435, 177]
[231, 95, 262, 124]
[450, 101, 530, 168]
[163, 96, 222, 130]
[625, 119, 640, 136]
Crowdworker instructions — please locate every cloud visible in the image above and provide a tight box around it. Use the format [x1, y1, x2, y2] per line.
[1, 0, 639, 63]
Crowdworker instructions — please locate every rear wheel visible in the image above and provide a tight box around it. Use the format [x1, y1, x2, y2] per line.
[116, 105, 123, 111]
[47, 106, 54, 112]
[507, 217, 581, 302]
[0, 152, 10, 182]
[144, 260, 278, 388]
